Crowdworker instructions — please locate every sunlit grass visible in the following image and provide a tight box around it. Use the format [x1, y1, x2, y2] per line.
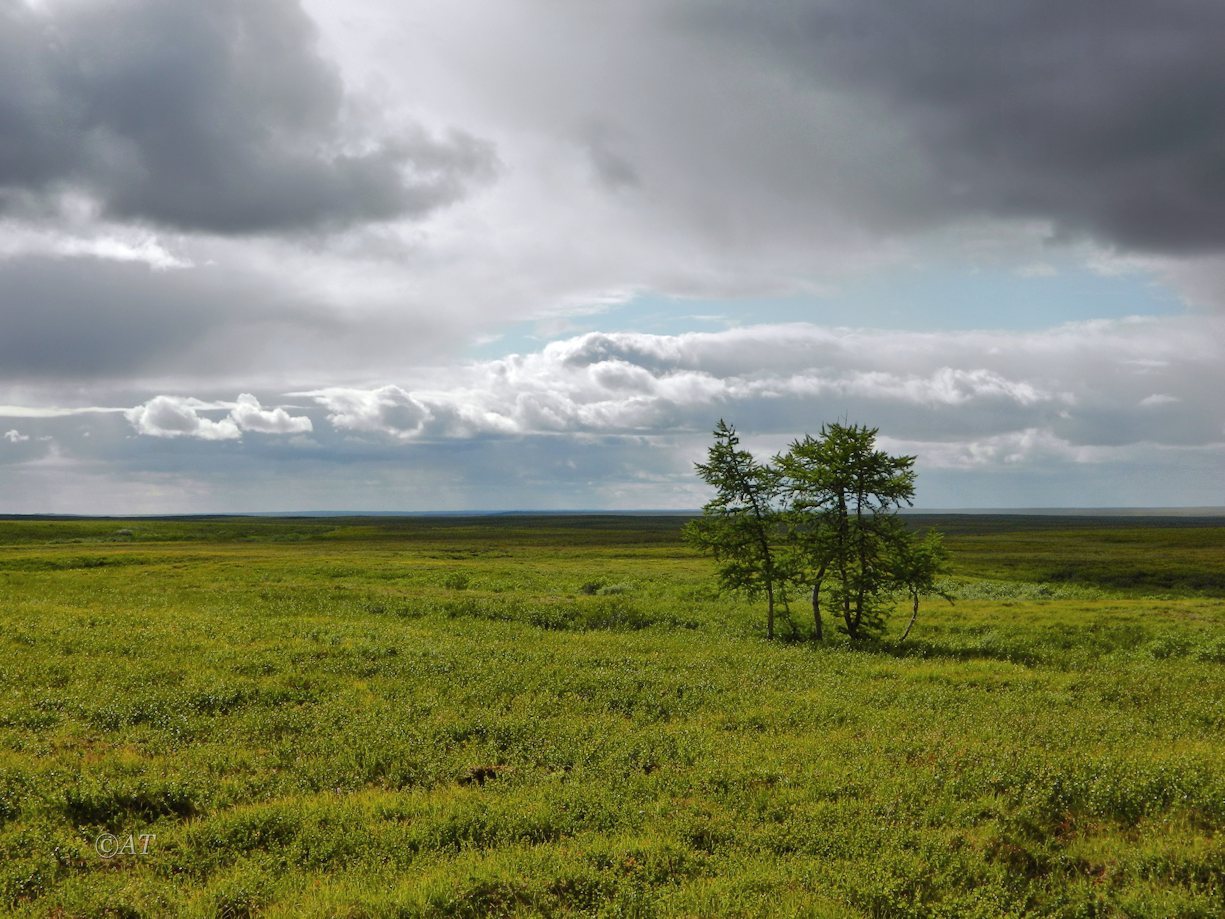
[0, 516, 1222, 916]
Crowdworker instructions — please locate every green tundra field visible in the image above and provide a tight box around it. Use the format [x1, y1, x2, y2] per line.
[0, 514, 1222, 917]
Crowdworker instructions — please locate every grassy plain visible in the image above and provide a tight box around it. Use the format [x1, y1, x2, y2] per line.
[0, 514, 1222, 917]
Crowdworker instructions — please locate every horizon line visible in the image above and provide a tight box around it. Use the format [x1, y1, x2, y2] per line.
[3, 506, 1225, 520]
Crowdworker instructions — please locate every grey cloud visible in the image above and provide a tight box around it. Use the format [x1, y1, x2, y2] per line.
[685, 0, 1225, 254]
[578, 125, 641, 191]
[0, 256, 343, 381]
[558, 333, 688, 373]
[587, 145, 640, 191]
[0, 0, 495, 235]
[0, 247, 501, 393]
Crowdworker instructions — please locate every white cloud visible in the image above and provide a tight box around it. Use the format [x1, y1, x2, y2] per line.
[5, 314, 1223, 512]
[3, 429, 30, 443]
[306, 385, 430, 439]
[124, 394, 312, 440]
[295, 317, 1224, 466]
[125, 396, 241, 441]
[229, 393, 313, 435]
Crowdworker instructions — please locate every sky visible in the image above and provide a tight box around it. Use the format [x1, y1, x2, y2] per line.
[2, 0, 1224, 513]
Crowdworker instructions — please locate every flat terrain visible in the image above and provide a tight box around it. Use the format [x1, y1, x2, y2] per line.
[0, 515, 1222, 917]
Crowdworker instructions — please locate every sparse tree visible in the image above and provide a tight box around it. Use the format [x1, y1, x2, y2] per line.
[689, 420, 948, 644]
[891, 529, 952, 643]
[775, 422, 918, 640]
[683, 420, 788, 639]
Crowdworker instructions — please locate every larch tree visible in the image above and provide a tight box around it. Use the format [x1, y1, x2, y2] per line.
[688, 420, 949, 643]
[682, 420, 789, 639]
[777, 422, 917, 640]
[890, 528, 952, 643]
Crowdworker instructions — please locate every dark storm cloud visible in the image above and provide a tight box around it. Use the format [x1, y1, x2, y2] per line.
[0, 0, 495, 234]
[0, 257, 340, 379]
[685, 0, 1225, 254]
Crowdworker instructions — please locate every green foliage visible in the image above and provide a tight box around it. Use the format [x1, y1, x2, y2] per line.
[683, 420, 789, 638]
[688, 420, 947, 641]
[891, 529, 954, 642]
[0, 515, 1222, 916]
[777, 421, 922, 639]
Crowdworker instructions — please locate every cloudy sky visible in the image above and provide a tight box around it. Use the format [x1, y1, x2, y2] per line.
[3, 0, 1224, 513]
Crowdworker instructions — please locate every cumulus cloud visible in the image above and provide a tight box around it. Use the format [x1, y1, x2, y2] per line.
[230, 393, 313, 435]
[305, 385, 430, 439]
[125, 396, 241, 441]
[0, 0, 495, 235]
[124, 393, 311, 440]
[7, 315, 1223, 511]
[296, 317, 1225, 470]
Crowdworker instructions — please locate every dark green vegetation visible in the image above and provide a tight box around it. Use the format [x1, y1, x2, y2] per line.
[685, 421, 947, 641]
[1, 514, 1223, 917]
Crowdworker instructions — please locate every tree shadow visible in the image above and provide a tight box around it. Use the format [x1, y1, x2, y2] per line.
[865, 637, 1044, 667]
[782, 630, 1045, 667]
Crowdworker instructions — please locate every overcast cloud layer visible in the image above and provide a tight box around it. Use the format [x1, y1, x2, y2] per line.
[2, 0, 1224, 512]
[1, 0, 494, 233]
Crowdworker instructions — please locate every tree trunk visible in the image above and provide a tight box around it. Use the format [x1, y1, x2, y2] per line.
[836, 493, 855, 638]
[811, 581, 823, 642]
[853, 478, 866, 633]
[766, 581, 775, 640]
[842, 582, 857, 638]
[898, 592, 919, 643]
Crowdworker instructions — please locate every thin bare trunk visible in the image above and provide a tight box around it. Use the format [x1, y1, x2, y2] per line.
[811, 582, 823, 642]
[811, 562, 827, 642]
[853, 476, 866, 632]
[898, 592, 919, 643]
[766, 582, 775, 640]
[837, 494, 855, 637]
